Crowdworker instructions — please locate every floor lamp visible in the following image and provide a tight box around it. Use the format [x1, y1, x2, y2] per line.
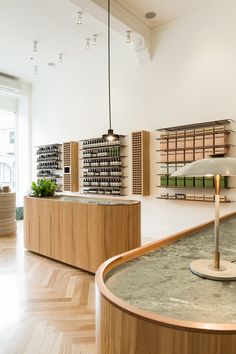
[172, 156, 236, 281]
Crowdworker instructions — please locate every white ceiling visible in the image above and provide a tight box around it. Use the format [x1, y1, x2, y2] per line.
[0, 0, 209, 83]
[115, 0, 208, 28]
[0, 0, 106, 82]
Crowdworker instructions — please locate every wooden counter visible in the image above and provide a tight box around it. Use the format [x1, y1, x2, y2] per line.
[96, 212, 236, 354]
[0, 192, 16, 236]
[24, 195, 140, 273]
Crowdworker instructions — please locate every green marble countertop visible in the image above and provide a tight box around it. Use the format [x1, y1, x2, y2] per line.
[59, 196, 139, 205]
[27, 195, 139, 206]
[105, 216, 236, 323]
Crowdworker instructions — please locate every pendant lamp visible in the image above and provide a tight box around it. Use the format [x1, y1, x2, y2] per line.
[102, 0, 119, 142]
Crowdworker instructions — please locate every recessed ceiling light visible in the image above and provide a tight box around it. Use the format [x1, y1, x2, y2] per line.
[48, 62, 56, 67]
[145, 11, 156, 19]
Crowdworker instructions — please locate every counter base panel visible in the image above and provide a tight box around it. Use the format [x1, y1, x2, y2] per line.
[97, 294, 236, 354]
[24, 197, 140, 273]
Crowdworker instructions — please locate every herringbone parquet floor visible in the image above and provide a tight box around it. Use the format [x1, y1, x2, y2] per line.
[0, 221, 96, 354]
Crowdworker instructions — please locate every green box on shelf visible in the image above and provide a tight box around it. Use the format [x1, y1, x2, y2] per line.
[221, 176, 228, 189]
[204, 177, 214, 189]
[160, 176, 168, 187]
[168, 177, 176, 187]
[176, 177, 185, 187]
[195, 177, 204, 188]
[185, 177, 194, 188]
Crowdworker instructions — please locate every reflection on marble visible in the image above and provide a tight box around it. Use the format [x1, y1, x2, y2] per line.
[106, 217, 236, 323]
[55, 195, 138, 206]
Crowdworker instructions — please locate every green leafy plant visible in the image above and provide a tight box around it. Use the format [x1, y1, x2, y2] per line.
[30, 178, 58, 197]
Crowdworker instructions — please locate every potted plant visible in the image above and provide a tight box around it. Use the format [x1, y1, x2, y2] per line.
[30, 178, 58, 197]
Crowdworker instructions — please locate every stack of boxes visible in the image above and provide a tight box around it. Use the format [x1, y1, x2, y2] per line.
[158, 122, 231, 203]
[159, 125, 228, 164]
[160, 176, 228, 188]
[160, 193, 227, 202]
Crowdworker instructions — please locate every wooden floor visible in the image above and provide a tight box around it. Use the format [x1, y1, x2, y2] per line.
[0, 221, 95, 354]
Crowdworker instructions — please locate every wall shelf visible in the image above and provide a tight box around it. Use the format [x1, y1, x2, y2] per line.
[132, 130, 150, 196]
[37, 150, 62, 155]
[156, 186, 233, 189]
[81, 165, 127, 170]
[83, 176, 127, 179]
[157, 197, 233, 203]
[63, 141, 79, 192]
[156, 144, 234, 152]
[156, 119, 234, 132]
[81, 144, 127, 151]
[156, 120, 235, 202]
[81, 155, 127, 160]
[36, 143, 63, 192]
[81, 136, 127, 196]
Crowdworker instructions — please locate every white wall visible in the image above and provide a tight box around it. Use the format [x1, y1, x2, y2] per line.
[31, 0, 236, 241]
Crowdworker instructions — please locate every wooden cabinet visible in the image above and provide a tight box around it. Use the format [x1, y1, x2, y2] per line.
[157, 119, 234, 202]
[24, 196, 140, 273]
[63, 141, 79, 192]
[36, 143, 63, 191]
[0, 192, 16, 236]
[132, 131, 150, 196]
[81, 136, 127, 196]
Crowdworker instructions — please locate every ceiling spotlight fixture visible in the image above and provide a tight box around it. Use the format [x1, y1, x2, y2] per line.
[126, 30, 131, 44]
[86, 38, 90, 49]
[77, 11, 83, 25]
[92, 34, 97, 46]
[33, 40, 38, 53]
[58, 53, 63, 63]
[48, 62, 56, 67]
[34, 66, 38, 75]
[102, 0, 119, 142]
[145, 11, 156, 19]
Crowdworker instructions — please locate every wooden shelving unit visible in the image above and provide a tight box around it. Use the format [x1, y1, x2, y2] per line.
[132, 131, 150, 196]
[0, 192, 16, 236]
[36, 143, 63, 191]
[81, 136, 127, 196]
[156, 119, 235, 202]
[156, 197, 232, 203]
[63, 141, 79, 192]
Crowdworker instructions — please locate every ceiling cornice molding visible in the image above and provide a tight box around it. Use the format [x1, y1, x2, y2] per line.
[132, 33, 152, 65]
[69, 0, 152, 64]
[151, 0, 209, 33]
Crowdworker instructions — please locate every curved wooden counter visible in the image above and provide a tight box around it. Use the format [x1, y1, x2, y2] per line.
[0, 192, 16, 236]
[96, 212, 236, 354]
[24, 195, 140, 273]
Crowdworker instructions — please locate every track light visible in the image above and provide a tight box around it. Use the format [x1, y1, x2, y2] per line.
[58, 53, 63, 63]
[77, 11, 83, 25]
[33, 41, 38, 52]
[86, 38, 90, 49]
[92, 34, 97, 46]
[126, 31, 131, 43]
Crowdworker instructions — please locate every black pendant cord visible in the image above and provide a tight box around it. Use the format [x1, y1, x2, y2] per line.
[108, 0, 112, 131]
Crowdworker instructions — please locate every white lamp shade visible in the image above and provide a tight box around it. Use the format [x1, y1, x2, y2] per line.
[171, 157, 236, 177]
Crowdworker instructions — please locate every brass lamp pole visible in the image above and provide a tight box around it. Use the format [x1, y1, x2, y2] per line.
[214, 174, 221, 269]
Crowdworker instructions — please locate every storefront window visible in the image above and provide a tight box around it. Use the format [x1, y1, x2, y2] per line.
[0, 110, 16, 191]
